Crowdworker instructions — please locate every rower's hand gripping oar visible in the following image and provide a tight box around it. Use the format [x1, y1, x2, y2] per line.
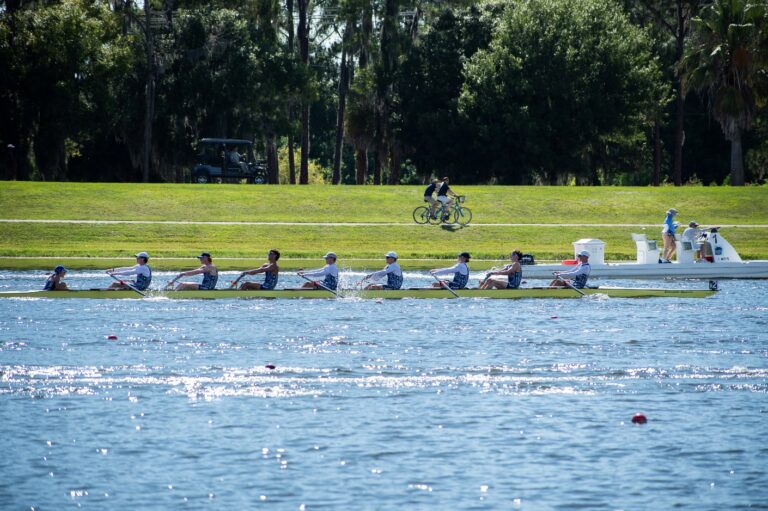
[108, 273, 147, 297]
[231, 272, 246, 289]
[553, 272, 585, 296]
[431, 272, 460, 298]
[298, 273, 340, 298]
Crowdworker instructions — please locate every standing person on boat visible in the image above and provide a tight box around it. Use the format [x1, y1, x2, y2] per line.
[298, 252, 339, 290]
[169, 252, 218, 290]
[237, 249, 280, 290]
[362, 252, 403, 290]
[550, 250, 591, 288]
[106, 252, 152, 290]
[480, 250, 523, 289]
[43, 265, 69, 291]
[436, 177, 460, 220]
[423, 179, 440, 218]
[430, 252, 471, 289]
[661, 208, 679, 262]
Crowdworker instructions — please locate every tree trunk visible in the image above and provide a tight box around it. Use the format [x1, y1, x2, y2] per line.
[373, 145, 382, 185]
[142, 0, 155, 183]
[333, 22, 353, 185]
[673, 0, 686, 187]
[731, 128, 744, 186]
[286, 0, 296, 184]
[653, 120, 661, 186]
[298, 0, 310, 184]
[355, 147, 367, 184]
[267, 134, 279, 184]
[388, 143, 401, 184]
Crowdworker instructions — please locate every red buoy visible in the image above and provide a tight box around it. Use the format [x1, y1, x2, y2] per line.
[631, 413, 647, 424]
[107, 335, 118, 340]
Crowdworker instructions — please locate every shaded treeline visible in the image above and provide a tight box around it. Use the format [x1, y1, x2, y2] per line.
[0, 0, 766, 185]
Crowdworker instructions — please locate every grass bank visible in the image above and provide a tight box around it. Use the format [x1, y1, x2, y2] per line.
[2, 182, 766, 269]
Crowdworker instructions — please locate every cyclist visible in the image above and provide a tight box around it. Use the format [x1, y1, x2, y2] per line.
[436, 177, 459, 221]
[423, 179, 439, 218]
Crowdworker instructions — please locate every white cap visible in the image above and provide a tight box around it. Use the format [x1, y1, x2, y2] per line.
[385, 251, 398, 259]
[135, 251, 149, 259]
[324, 252, 337, 259]
[578, 250, 590, 257]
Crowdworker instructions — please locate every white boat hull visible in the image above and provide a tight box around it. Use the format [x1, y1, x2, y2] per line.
[520, 261, 768, 280]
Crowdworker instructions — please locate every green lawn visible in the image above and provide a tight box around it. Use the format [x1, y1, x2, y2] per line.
[2, 182, 766, 269]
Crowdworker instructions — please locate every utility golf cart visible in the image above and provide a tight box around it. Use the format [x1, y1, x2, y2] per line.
[192, 138, 267, 184]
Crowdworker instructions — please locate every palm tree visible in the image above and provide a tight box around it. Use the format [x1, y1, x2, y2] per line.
[683, 0, 767, 185]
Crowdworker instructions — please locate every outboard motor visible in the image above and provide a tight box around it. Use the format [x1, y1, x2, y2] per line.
[697, 228, 742, 263]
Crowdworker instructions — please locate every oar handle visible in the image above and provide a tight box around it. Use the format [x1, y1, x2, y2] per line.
[298, 273, 339, 297]
[431, 272, 460, 298]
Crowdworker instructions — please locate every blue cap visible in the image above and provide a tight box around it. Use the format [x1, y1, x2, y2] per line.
[197, 252, 212, 259]
[54, 265, 67, 274]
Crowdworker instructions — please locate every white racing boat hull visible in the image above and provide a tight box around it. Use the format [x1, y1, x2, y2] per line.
[519, 261, 768, 280]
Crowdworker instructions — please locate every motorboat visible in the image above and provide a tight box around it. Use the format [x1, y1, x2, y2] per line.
[520, 228, 768, 279]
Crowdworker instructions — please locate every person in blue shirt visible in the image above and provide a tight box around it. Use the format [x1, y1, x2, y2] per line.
[236, 249, 280, 290]
[661, 208, 678, 262]
[362, 251, 403, 290]
[550, 250, 591, 288]
[43, 265, 68, 291]
[430, 252, 471, 289]
[480, 250, 523, 289]
[169, 252, 219, 290]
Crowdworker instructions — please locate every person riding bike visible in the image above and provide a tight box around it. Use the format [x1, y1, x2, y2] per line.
[423, 179, 440, 218]
[436, 177, 459, 221]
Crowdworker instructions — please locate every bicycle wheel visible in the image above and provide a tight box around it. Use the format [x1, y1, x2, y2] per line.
[412, 206, 431, 224]
[428, 206, 444, 224]
[454, 206, 472, 226]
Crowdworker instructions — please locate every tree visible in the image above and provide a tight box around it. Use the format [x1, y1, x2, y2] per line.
[683, 0, 767, 185]
[460, 0, 663, 184]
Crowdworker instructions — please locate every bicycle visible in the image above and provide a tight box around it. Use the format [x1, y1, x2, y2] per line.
[412, 196, 472, 225]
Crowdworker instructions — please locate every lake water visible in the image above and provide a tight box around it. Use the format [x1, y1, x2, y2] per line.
[1, 271, 766, 510]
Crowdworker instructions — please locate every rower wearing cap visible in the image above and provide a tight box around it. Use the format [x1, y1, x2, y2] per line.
[430, 252, 471, 289]
[550, 250, 591, 288]
[480, 250, 523, 289]
[362, 252, 403, 290]
[237, 249, 280, 290]
[44, 265, 69, 291]
[662, 207, 679, 262]
[298, 252, 339, 290]
[106, 252, 152, 290]
[170, 252, 219, 290]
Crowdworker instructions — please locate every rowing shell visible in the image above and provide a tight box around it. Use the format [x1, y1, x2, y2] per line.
[0, 287, 716, 300]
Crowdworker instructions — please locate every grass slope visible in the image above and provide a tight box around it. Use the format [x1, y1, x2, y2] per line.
[2, 182, 766, 268]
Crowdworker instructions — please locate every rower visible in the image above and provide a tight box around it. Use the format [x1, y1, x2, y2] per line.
[480, 250, 523, 289]
[430, 252, 471, 289]
[298, 252, 339, 290]
[44, 265, 68, 291]
[362, 251, 403, 290]
[169, 252, 218, 290]
[106, 251, 152, 290]
[550, 250, 590, 288]
[237, 249, 280, 290]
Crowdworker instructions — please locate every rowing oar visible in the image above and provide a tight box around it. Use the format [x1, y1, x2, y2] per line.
[298, 273, 340, 298]
[108, 273, 146, 297]
[231, 272, 246, 289]
[553, 272, 585, 296]
[431, 272, 460, 298]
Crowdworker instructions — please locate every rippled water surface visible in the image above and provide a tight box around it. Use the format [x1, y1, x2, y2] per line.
[1, 271, 767, 510]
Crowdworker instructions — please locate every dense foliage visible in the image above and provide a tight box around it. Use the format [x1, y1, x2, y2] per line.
[0, 0, 766, 185]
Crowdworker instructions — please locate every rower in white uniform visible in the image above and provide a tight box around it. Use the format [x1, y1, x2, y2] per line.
[362, 252, 403, 290]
